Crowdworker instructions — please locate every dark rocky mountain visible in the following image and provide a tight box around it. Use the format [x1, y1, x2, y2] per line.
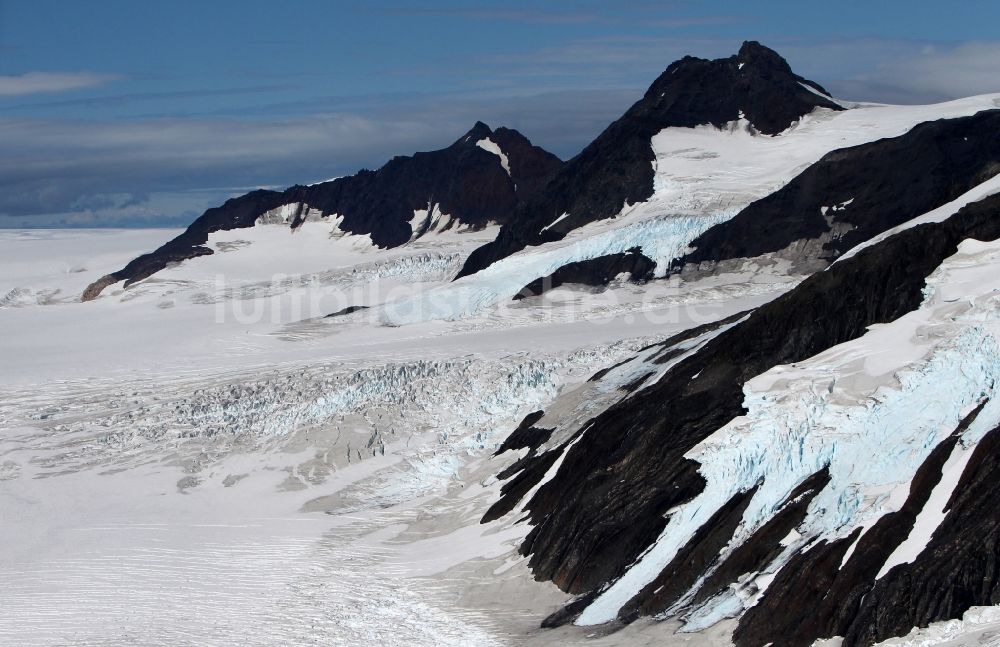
[509, 108, 1000, 300]
[512, 248, 656, 300]
[675, 109, 1000, 272]
[82, 122, 561, 301]
[455, 41, 843, 280]
[486, 192, 1000, 646]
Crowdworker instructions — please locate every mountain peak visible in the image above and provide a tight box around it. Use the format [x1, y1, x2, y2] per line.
[644, 41, 841, 135]
[459, 121, 494, 144]
[457, 42, 844, 279]
[736, 40, 791, 70]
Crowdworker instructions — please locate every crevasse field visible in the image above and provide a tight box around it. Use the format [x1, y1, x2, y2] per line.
[0, 223, 772, 646]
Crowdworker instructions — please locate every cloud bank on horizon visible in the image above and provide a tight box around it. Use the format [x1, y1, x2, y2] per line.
[1, 0, 999, 228]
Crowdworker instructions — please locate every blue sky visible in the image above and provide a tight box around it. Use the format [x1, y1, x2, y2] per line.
[2, 0, 999, 227]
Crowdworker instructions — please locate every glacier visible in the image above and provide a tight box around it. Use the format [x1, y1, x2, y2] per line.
[5, 88, 1000, 647]
[576, 237, 1000, 627]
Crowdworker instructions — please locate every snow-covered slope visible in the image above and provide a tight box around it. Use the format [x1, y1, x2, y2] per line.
[372, 95, 1000, 326]
[487, 187, 1000, 646]
[581, 235, 1000, 629]
[457, 40, 845, 278]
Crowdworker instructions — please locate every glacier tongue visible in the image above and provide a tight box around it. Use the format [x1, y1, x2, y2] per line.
[577, 237, 1000, 627]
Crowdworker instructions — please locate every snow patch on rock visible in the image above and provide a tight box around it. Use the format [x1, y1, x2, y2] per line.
[257, 202, 326, 225]
[409, 204, 455, 240]
[476, 137, 511, 175]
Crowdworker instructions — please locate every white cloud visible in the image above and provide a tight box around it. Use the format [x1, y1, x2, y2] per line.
[479, 36, 1000, 105]
[0, 72, 121, 97]
[749, 39, 1000, 104]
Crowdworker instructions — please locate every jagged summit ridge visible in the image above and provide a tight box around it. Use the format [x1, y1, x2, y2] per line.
[83, 41, 836, 301]
[646, 40, 838, 134]
[81, 121, 562, 300]
[458, 120, 495, 143]
[455, 41, 842, 279]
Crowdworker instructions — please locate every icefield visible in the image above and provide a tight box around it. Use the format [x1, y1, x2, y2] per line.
[1, 224, 774, 646]
[4, 91, 1000, 647]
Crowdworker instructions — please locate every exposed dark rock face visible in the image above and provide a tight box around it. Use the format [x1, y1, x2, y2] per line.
[488, 193, 1000, 643]
[689, 467, 831, 608]
[735, 433, 957, 646]
[531, 470, 833, 632]
[512, 248, 656, 300]
[457, 41, 842, 279]
[482, 411, 559, 524]
[540, 590, 602, 629]
[842, 420, 1000, 646]
[494, 411, 551, 454]
[678, 109, 1000, 270]
[81, 122, 561, 300]
[736, 403, 990, 647]
[324, 304, 369, 318]
[84, 191, 276, 300]
[482, 447, 562, 525]
[617, 485, 760, 624]
[490, 127, 564, 199]
[80, 273, 124, 302]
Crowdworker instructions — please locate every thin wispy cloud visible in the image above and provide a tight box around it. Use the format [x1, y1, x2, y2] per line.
[7, 35, 1000, 228]
[646, 16, 748, 28]
[0, 72, 121, 97]
[451, 8, 600, 24]
[478, 36, 737, 80]
[2, 0, 998, 228]
[0, 113, 443, 219]
[481, 35, 1000, 105]
[370, 6, 602, 25]
[0, 83, 300, 112]
[849, 41, 1000, 103]
[0, 84, 638, 226]
[771, 39, 1000, 104]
